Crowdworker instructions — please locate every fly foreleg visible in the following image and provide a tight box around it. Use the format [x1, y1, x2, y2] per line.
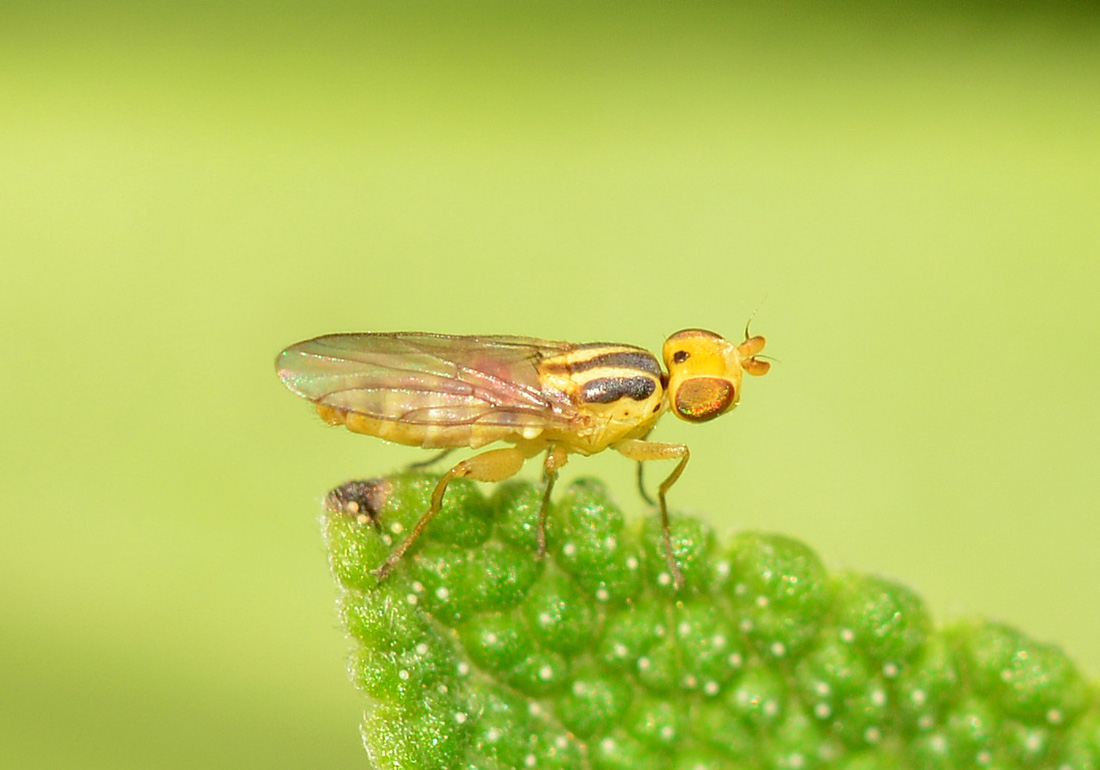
[613, 439, 690, 589]
[372, 446, 528, 581]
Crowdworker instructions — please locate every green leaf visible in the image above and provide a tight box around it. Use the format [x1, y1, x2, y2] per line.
[321, 472, 1100, 770]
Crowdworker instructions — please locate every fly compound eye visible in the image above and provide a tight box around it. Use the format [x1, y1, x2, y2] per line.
[674, 377, 735, 422]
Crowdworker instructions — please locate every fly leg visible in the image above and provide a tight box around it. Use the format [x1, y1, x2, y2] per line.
[614, 439, 690, 589]
[372, 447, 527, 581]
[537, 445, 570, 558]
[632, 428, 658, 506]
[635, 462, 656, 506]
[405, 448, 456, 470]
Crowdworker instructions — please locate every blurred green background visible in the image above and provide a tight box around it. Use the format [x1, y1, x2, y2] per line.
[2, 3, 1098, 767]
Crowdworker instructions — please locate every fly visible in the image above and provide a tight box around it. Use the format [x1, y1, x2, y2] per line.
[276, 328, 770, 587]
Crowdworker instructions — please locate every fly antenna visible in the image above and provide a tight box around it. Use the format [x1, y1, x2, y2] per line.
[743, 295, 768, 340]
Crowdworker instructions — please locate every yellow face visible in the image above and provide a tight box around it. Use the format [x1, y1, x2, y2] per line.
[662, 329, 770, 423]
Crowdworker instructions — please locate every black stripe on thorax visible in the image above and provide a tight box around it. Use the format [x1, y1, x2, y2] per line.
[546, 347, 662, 377]
[580, 375, 658, 404]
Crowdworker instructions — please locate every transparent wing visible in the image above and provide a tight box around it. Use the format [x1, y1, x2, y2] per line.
[276, 333, 579, 428]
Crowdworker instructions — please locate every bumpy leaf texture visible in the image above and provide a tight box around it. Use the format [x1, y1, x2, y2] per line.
[321, 473, 1099, 770]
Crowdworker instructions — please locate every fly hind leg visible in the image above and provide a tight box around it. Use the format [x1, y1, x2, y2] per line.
[372, 447, 527, 581]
[614, 439, 690, 589]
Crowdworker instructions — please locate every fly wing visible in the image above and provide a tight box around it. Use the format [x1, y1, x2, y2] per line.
[276, 333, 578, 428]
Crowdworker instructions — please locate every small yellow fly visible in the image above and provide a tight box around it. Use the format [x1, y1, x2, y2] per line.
[276, 328, 769, 586]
